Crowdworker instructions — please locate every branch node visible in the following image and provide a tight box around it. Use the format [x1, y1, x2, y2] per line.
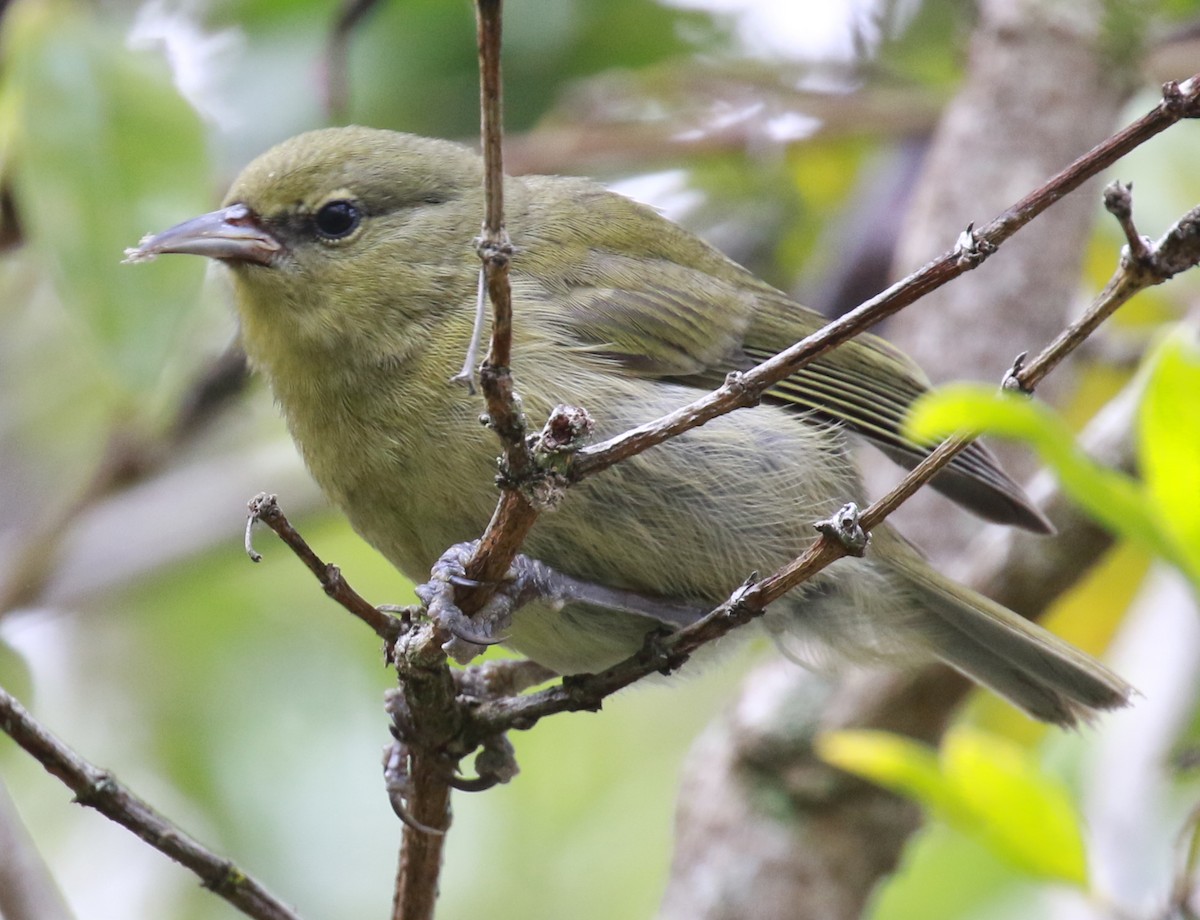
[203, 861, 248, 895]
[322, 563, 344, 598]
[73, 769, 116, 807]
[1103, 179, 1133, 220]
[637, 626, 690, 677]
[530, 403, 595, 455]
[726, 572, 761, 612]
[954, 222, 995, 267]
[475, 233, 514, 267]
[1161, 75, 1200, 117]
[723, 369, 761, 406]
[1104, 180, 1154, 264]
[814, 503, 869, 557]
[523, 470, 571, 511]
[1001, 351, 1033, 395]
[1162, 79, 1186, 113]
[1147, 204, 1200, 281]
[244, 492, 278, 562]
[560, 674, 605, 712]
[492, 404, 596, 510]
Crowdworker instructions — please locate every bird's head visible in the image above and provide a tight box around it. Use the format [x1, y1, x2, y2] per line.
[127, 126, 485, 356]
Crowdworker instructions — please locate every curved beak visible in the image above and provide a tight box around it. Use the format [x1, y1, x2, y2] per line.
[124, 203, 281, 266]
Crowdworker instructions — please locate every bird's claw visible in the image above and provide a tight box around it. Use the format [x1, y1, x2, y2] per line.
[450, 734, 519, 792]
[415, 541, 522, 664]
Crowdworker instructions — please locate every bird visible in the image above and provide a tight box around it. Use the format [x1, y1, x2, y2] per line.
[126, 126, 1132, 726]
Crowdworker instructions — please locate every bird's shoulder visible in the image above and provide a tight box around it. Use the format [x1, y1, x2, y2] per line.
[505, 174, 772, 376]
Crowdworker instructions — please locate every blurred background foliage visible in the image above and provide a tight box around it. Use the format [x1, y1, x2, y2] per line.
[0, 0, 1199, 918]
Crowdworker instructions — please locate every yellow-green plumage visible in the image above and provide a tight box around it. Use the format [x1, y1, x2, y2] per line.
[132, 126, 1132, 726]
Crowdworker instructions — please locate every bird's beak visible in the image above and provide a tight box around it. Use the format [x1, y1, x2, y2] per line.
[124, 203, 281, 266]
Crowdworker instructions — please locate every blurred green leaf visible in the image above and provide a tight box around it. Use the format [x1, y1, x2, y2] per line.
[1138, 329, 1200, 580]
[940, 730, 1088, 885]
[906, 384, 1184, 570]
[819, 729, 1088, 885]
[816, 728, 961, 818]
[3, 0, 210, 398]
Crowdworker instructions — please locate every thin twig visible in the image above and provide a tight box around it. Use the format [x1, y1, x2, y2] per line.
[458, 0, 542, 604]
[246, 493, 404, 644]
[741, 192, 1200, 608]
[1020, 194, 1200, 387]
[322, 0, 381, 121]
[0, 686, 301, 920]
[390, 4, 516, 917]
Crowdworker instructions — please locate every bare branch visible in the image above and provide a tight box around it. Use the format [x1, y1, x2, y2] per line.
[1019, 194, 1200, 389]
[661, 368, 1145, 920]
[246, 493, 404, 644]
[457, 0, 543, 609]
[439, 75, 1200, 638]
[322, 0, 380, 121]
[388, 740, 453, 920]
[388, 625, 463, 920]
[755, 191, 1200, 607]
[391, 4, 516, 917]
[0, 686, 301, 920]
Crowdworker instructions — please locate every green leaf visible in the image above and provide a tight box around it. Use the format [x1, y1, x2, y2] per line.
[906, 385, 1183, 570]
[4, 0, 210, 397]
[1138, 330, 1200, 582]
[939, 730, 1087, 885]
[815, 729, 963, 819]
[819, 729, 1089, 886]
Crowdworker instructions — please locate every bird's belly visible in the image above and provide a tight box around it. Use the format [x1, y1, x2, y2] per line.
[287, 373, 868, 672]
[529, 398, 860, 605]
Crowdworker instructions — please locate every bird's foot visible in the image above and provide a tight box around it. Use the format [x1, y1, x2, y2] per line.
[415, 541, 537, 664]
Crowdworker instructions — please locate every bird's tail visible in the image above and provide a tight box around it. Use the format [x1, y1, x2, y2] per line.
[887, 542, 1134, 726]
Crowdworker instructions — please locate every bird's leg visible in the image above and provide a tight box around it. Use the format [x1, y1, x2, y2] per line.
[416, 541, 710, 664]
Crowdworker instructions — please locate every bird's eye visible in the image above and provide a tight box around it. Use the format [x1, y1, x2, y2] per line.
[313, 200, 362, 240]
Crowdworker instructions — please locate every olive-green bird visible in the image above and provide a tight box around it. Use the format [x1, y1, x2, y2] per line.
[129, 126, 1132, 726]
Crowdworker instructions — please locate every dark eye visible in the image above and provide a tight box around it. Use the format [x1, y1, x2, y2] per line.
[313, 200, 362, 239]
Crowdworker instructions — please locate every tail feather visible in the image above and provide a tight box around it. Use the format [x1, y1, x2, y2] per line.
[903, 570, 1134, 726]
[876, 528, 1135, 726]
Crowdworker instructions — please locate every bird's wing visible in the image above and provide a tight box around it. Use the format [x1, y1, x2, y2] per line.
[514, 179, 1050, 532]
[535, 254, 755, 376]
[745, 299, 1051, 532]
